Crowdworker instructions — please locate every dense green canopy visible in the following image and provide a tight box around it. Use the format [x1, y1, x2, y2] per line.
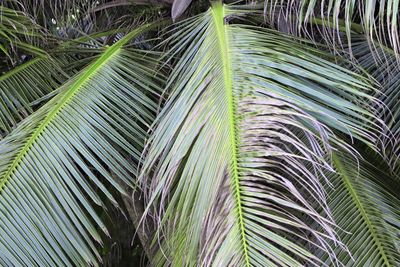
[0, 0, 399, 266]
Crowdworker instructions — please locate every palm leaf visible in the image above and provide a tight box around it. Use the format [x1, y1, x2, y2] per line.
[319, 152, 400, 266]
[264, 0, 400, 54]
[350, 36, 400, 174]
[3, 0, 99, 31]
[0, 24, 161, 266]
[0, 28, 129, 137]
[0, 56, 69, 136]
[140, 3, 381, 266]
[0, 5, 46, 63]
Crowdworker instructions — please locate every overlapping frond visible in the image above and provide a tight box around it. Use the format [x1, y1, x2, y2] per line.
[0, 56, 68, 136]
[350, 36, 400, 174]
[0, 28, 128, 138]
[3, 0, 101, 32]
[140, 3, 381, 266]
[264, 0, 400, 55]
[319, 152, 400, 266]
[0, 5, 45, 63]
[0, 25, 161, 266]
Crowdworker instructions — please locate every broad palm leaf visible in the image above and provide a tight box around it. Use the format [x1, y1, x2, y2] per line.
[140, 3, 382, 266]
[0, 24, 161, 266]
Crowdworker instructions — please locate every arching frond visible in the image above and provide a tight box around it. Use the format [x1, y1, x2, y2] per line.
[350, 35, 400, 174]
[319, 152, 400, 266]
[0, 24, 161, 266]
[3, 0, 101, 32]
[264, 0, 400, 55]
[0, 26, 133, 138]
[140, 3, 381, 266]
[0, 57, 68, 136]
[0, 5, 45, 63]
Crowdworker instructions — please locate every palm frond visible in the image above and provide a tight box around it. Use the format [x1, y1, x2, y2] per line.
[140, 3, 382, 266]
[0, 24, 161, 266]
[264, 0, 400, 55]
[350, 35, 400, 174]
[3, 0, 101, 32]
[0, 56, 68, 136]
[319, 152, 400, 266]
[0, 28, 129, 138]
[0, 5, 45, 64]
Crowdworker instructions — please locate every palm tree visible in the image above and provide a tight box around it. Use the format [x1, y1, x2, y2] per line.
[0, 0, 399, 266]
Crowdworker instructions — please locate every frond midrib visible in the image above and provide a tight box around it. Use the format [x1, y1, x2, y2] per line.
[333, 154, 391, 266]
[211, 3, 250, 266]
[0, 25, 150, 192]
[0, 57, 42, 82]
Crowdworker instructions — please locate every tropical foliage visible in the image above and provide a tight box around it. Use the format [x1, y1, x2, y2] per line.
[0, 0, 399, 266]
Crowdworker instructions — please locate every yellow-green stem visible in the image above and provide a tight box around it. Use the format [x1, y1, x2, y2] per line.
[211, 3, 250, 266]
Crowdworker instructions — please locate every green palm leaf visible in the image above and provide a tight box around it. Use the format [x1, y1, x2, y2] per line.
[140, 3, 381, 266]
[0, 28, 130, 138]
[0, 5, 46, 63]
[0, 56, 69, 136]
[0, 24, 161, 266]
[265, 0, 400, 54]
[350, 36, 400, 174]
[320, 152, 400, 266]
